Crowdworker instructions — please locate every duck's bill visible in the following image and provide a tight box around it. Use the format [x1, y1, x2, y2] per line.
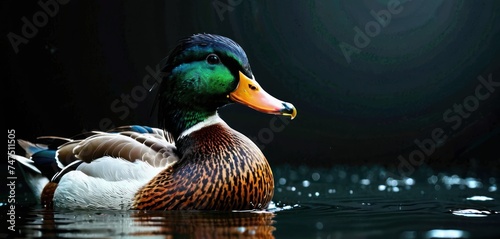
[229, 71, 297, 119]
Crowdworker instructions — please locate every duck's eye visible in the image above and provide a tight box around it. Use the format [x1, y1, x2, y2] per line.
[206, 54, 220, 65]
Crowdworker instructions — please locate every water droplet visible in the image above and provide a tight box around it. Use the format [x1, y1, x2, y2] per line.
[452, 209, 491, 217]
[302, 180, 310, 187]
[282, 205, 293, 210]
[404, 178, 415, 186]
[428, 175, 438, 184]
[442, 175, 462, 186]
[349, 190, 353, 195]
[314, 192, 320, 197]
[425, 229, 469, 238]
[466, 196, 493, 201]
[465, 178, 482, 188]
[328, 189, 336, 194]
[378, 185, 386, 191]
[488, 185, 497, 192]
[393, 186, 400, 192]
[279, 177, 287, 185]
[386, 177, 398, 186]
[360, 179, 370, 185]
[311, 172, 320, 181]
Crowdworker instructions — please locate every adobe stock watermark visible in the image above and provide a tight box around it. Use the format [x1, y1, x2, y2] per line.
[7, 0, 70, 54]
[82, 63, 166, 133]
[339, 0, 411, 63]
[250, 116, 292, 150]
[212, 0, 243, 21]
[390, 73, 499, 178]
[6, 129, 18, 233]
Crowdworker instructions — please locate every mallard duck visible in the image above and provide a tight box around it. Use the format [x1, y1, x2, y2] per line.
[13, 33, 297, 210]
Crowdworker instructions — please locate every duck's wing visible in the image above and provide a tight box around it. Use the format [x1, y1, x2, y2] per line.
[70, 130, 176, 167]
[16, 126, 179, 183]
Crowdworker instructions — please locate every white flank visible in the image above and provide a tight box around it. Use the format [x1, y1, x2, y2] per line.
[53, 156, 165, 209]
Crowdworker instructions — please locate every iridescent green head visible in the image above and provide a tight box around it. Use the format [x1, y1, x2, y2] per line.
[157, 34, 296, 139]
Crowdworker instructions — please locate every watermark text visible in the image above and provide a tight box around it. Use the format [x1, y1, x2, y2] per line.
[7, 0, 70, 54]
[7, 129, 17, 232]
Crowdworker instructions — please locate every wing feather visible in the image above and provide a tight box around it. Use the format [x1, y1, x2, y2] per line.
[17, 126, 179, 183]
[70, 128, 178, 168]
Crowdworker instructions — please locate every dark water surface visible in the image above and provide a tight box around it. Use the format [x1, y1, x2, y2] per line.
[2, 165, 499, 239]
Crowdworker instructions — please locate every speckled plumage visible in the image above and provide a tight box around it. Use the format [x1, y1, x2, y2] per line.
[133, 122, 274, 210]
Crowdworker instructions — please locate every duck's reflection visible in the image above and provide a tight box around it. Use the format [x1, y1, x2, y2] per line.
[133, 210, 275, 238]
[23, 208, 275, 238]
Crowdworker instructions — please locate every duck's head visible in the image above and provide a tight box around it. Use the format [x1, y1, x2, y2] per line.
[157, 34, 297, 138]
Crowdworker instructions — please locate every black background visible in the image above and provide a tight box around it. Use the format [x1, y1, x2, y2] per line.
[4, 0, 500, 175]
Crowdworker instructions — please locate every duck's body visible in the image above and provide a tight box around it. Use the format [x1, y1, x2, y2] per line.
[134, 116, 273, 210]
[13, 34, 296, 210]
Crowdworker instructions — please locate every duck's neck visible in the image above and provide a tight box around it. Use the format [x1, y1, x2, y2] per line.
[177, 113, 224, 140]
[162, 108, 218, 140]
